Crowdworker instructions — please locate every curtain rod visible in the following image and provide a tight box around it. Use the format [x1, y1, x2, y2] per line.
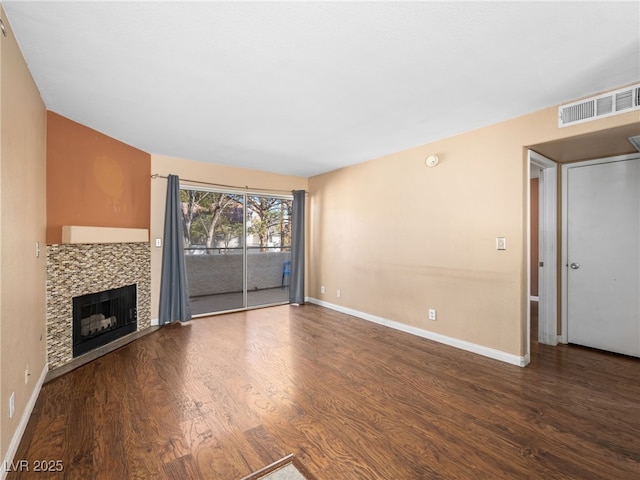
[150, 174, 303, 195]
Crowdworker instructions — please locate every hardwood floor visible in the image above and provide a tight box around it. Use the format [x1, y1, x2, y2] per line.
[8, 304, 639, 479]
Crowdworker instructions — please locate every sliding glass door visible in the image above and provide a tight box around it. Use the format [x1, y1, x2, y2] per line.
[181, 187, 292, 316]
[246, 195, 292, 307]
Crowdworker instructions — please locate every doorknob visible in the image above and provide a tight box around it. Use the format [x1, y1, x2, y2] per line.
[570, 262, 580, 269]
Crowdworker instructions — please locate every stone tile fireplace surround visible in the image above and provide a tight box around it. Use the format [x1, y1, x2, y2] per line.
[46, 242, 151, 370]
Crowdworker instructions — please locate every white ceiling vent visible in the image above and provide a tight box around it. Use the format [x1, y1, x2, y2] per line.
[558, 83, 640, 128]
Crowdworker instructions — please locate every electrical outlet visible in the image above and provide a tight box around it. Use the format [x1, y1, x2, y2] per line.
[320, 285, 326, 294]
[429, 309, 437, 321]
[337, 289, 341, 298]
[25, 366, 30, 385]
[9, 392, 15, 418]
[35, 241, 40, 258]
[155, 238, 162, 247]
[496, 237, 507, 250]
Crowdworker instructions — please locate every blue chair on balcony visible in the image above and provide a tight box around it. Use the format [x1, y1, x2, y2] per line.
[282, 260, 291, 288]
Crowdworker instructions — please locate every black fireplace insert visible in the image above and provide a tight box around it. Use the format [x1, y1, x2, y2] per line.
[72, 284, 137, 357]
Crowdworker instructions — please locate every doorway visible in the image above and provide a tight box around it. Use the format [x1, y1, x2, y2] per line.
[180, 187, 294, 316]
[528, 151, 558, 358]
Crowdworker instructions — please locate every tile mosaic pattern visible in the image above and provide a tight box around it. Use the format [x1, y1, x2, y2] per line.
[46, 243, 151, 369]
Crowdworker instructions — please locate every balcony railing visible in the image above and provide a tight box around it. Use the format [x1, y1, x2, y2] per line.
[184, 247, 291, 297]
[184, 245, 291, 255]
[184, 246, 291, 314]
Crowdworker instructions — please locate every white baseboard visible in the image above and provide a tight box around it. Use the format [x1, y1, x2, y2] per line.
[1, 363, 48, 480]
[150, 318, 159, 326]
[530, 296, 540, 301]
[305, 297, 528, 367]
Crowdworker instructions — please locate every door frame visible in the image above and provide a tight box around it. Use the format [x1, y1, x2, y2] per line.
[528, 150, 558, 349]
[560, 152, 640, 343]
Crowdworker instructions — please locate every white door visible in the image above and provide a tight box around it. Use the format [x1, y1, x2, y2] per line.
[566, 157, 640, 357]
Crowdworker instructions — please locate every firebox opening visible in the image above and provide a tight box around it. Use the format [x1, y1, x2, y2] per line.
[72, 284, 137, 357]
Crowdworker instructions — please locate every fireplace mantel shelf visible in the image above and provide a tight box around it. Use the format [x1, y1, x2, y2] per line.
[61, 226, 149, 244]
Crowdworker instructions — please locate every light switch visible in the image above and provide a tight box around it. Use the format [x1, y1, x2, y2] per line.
[496, 237, 506, 250]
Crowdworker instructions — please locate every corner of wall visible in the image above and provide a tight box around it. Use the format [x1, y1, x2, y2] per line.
[0, 7, 48, 465]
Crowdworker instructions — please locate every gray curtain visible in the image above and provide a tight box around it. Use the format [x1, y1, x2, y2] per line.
[159, 174, 192, 324]
[289, 190, 306, 304]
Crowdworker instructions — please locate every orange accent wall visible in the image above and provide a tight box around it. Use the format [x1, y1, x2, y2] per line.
[46, 112, 151, 244]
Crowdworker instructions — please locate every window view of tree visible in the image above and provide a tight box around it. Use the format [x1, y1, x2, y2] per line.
[180, 190, 242, 252]
[180, 189, 292, 255]
[246, 196, 291, 252]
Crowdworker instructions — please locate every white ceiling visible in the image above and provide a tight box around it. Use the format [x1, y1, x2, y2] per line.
[3, 1, 639, 177]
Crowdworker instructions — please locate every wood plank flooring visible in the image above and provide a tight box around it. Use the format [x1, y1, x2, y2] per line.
[8, 304, 640, 479]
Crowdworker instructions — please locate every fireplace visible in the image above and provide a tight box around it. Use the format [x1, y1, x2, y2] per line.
[72, 284, 137, 357]
[47, 242, 151, 370]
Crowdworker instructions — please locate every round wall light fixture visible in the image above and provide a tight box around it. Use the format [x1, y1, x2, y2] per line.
[425, 154, 439, 167]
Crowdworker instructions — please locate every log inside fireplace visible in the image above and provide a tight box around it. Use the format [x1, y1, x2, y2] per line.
[72, 284, 137, 357]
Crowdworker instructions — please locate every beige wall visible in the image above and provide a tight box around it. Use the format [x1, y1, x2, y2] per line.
[149, 155, 308, 320]
[0, 5, 47, 462]
[309, 100, 639, 358]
